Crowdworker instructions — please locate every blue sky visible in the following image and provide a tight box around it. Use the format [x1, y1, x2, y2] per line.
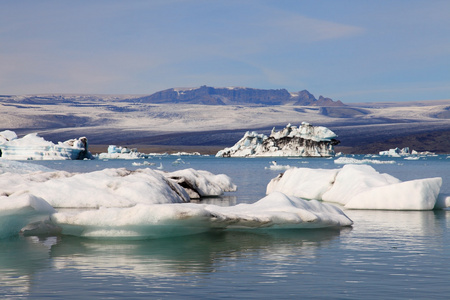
[1, 0, 449, 102]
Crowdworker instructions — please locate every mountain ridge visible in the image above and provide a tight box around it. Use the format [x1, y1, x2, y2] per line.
[130, 86, 345, 106]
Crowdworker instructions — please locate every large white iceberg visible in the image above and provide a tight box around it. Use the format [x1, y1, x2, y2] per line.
[216, 122, 339, 157]
[267, 164, 444, 210]
[0, 130, 92, 160]
[0, 161, 352, 239]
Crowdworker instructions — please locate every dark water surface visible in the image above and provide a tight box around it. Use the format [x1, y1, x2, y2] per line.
[1, 155, 449, 299]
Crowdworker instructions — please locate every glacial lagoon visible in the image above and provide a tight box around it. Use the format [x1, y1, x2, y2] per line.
[1, 155, 449, 299]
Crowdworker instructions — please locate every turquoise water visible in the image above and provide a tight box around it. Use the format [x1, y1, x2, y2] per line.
[1, 155, 449, 299]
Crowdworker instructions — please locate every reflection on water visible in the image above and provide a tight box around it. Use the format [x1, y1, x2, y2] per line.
[0, 236, 54, 296]
[1, 208, 449, 299]
[52, 227, 346, 276]
[343, 209, 449, 251]
[0, 227, 346, 298]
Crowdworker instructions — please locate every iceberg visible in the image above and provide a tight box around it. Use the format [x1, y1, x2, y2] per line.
[50, 192, 353, 239]
[98, 145, 150, 159]
[267, 164, 444, 210]
[216, 122, 340, 157]
[0, 161, 351, 239]
[0, 130, 92, 160]
[379, 147, 435, 157]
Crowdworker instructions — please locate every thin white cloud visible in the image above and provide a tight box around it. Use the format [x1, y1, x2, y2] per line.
[267, 14, 365, 43]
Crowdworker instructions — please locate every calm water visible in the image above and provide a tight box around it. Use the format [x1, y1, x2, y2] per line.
[1, 155, 449, 299]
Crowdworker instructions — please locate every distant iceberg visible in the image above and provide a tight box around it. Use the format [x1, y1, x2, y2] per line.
[379, 147, 435, 157]
[98, 145, 150, 160]
[0, 130, 92, 160]
[216, 122, 340, 157]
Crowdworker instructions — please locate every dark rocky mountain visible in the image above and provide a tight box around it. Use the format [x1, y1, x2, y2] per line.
[129, 86, 345, 106]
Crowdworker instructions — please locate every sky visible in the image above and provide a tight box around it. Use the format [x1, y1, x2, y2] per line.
[1, 0, 449, 103]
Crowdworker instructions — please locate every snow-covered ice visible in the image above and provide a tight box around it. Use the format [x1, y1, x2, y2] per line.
[268, 164, 445, 210]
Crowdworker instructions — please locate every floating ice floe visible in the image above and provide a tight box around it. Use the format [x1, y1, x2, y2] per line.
[334, 157, 396, 165]
[265, 161, 291, 170]
[50, 192, 353, 239]
[267, 164, 445, 210]
[404, 156, 420, 160]
[0, 130, 92, 160]
[0, 161, 352, 239]
[132, 161, 155, 166]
